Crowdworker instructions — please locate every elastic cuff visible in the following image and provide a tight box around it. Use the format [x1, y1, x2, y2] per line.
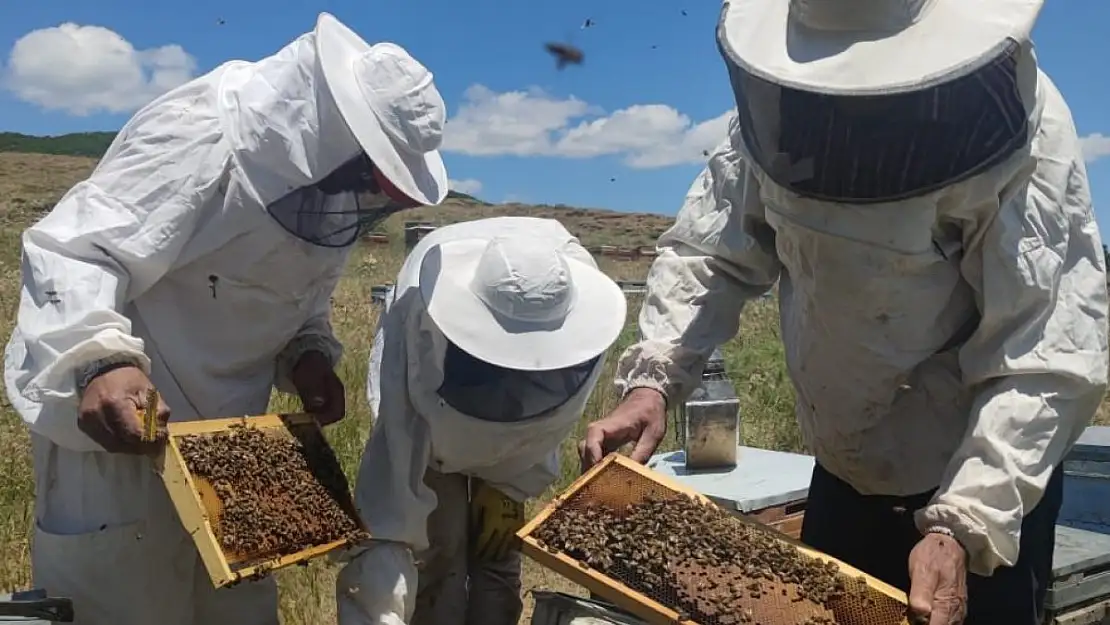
[915, 503, 998, 577]
[275, 333, 342, 394]
[75, 353, 148, 394]
[921, 524, 970, 559]
[621, 381, 670, 408]
[923, 525, 956, 539]
[287, 334, 341, 369]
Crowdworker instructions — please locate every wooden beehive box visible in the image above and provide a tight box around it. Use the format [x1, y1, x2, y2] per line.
[155, 413, 367, 588]
[518, 453, 910, 625]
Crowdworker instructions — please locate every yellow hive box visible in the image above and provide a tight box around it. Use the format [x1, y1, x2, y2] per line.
[518, 453, 910, 625]
[155, 413, 367, 588]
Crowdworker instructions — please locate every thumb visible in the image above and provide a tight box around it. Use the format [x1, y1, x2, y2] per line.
[907, 568, 938, 623]
[580, 427, 606, 472]
[156, 396, 172, 425]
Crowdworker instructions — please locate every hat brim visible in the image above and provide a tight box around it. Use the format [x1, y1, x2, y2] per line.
[718, 0, 1043, 94]
[418, 239, 628, 372]
[315, 13, 448, 206]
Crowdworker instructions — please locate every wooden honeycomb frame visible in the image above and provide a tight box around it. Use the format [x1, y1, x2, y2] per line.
[155, 413, 366, 588]
[518, 453, 910, 625]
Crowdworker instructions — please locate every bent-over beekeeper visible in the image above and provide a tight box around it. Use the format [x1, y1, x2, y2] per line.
[335, 216, 627, 625]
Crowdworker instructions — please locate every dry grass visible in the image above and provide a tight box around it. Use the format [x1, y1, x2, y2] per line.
[0, 152, 1103, 624]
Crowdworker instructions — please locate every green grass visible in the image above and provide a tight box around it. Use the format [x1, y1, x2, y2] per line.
[0, 151, 1100, 624]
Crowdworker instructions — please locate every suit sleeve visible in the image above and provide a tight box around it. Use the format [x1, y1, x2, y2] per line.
[615, 117, 783, 406]
[915, 91, 1109, 576]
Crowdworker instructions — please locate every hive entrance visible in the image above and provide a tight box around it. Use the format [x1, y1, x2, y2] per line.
[177, 421, 367, 569]
[521, 456, 908, 625]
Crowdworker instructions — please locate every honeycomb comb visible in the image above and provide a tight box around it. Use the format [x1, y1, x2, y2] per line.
[519, 454, 910, 625]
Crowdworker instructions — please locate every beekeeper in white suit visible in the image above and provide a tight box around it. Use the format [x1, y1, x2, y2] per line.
[582, 1, 1108, 625]
[4, 13, 449, 625]
[335, 215, 627, 625]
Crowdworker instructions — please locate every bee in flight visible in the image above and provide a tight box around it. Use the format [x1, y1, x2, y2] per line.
[544, 42, 584, 70]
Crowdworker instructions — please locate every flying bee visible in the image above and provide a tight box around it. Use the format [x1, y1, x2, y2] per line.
[544, 42, 584, 70]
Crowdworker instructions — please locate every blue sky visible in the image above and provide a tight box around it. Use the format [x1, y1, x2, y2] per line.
[2, 0, 1108, 230]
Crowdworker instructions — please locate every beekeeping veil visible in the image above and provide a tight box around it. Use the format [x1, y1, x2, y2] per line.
[417, 234, 627, 422]
[717, 0, 1044, 204]
[233, 12, 449, 247]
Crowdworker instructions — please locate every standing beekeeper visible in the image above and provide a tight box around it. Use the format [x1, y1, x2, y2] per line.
[3, 13, 449, 625]
[581, 1, 1108, 624]
[335, 215, 627, 625]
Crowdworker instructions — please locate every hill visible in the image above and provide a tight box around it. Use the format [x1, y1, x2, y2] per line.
[0, 131, 490, 205]
[0, 150, 675, 248]
[0, 131, 116, 158]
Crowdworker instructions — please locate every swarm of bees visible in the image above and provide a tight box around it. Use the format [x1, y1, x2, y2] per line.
[178, 424, 367, 560]
[533, 493, 892, 625]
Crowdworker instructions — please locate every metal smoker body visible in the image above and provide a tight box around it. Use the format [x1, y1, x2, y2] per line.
[673, 347, 741, 470]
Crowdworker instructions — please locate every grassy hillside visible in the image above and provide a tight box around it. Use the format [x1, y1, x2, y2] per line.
[0, 131, 482, 204]
[0, 131, 116, 158]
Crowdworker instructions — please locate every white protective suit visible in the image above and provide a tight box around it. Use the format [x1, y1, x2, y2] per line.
[3, 32, 363, 625]
[616, 69, 1109, 577]
[336, 216, 610, 625]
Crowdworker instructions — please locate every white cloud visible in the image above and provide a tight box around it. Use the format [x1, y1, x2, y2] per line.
[443, 84, 732, 169]
[448, 178, 483, 195]
[3, 23, 197, 116]
[1081, 133, 1110, 164]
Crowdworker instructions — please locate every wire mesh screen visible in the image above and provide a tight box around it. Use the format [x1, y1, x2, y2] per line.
[522, 458, 909, 625]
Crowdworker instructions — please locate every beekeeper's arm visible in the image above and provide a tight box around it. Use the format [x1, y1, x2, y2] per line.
[8, 129, 222, 452]
[915, 111, 1109, 576]
[273, 259, 346, 394]
[615, 118, 783, 406]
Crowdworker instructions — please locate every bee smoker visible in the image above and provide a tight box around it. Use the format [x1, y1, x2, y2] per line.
[672, 348, 741, 471]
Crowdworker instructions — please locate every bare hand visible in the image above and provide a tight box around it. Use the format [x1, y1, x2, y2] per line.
[578, 388, 667, 473]
[907, 532, 968, 625]
[78, 365, 169, 454]
[291, 350, 346, 426]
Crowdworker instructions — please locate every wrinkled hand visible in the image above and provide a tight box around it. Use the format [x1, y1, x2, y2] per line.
[579, 388, 667, 473]
[469, 479, 525, 562]
[907, 532, 968, 625]
[291, 350, 346, 426]
[78, 365, 170, 454]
